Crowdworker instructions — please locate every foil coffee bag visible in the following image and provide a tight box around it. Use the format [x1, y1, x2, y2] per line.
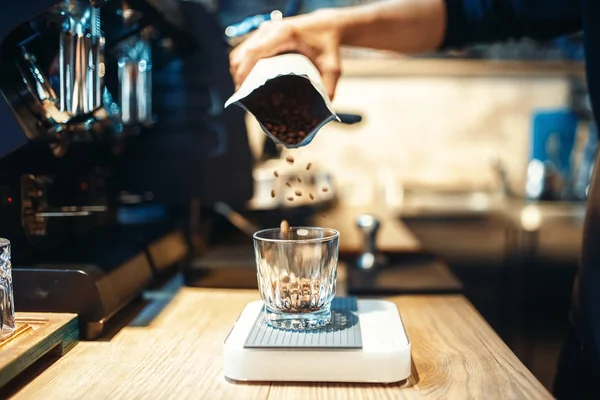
[225, 54, 339, 148]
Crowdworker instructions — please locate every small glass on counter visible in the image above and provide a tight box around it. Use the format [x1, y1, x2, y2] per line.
[253, 226, 340, 330]
[0, 239, 14, 340]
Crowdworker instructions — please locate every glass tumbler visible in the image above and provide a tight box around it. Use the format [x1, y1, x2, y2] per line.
[253, 227, 340, 329]
[0, 239, 14, 340]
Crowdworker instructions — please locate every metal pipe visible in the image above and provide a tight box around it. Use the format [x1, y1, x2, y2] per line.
[59, 0, 104, 116]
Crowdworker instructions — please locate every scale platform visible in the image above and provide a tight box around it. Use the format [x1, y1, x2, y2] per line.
[224, 298, 411, 383]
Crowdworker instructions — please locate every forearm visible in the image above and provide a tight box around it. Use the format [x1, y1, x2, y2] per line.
[289, 0, 581, 55]
[298, 0, 447, 54]
[338, 0, 446, 53]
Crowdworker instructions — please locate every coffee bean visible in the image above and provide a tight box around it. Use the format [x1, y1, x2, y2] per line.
[297, 177, 302, 183]
[271, 189, 276, 198]
[306, 163, 312, 170]
[309, 193, 314, 200]
[286, 197, 294, 202]
[295, 190, 302, 197]
[322, 187, 329, 192]
[285, 182, 292, 188]
[280, 219, 290, 234]
[274, 170, 279, 178]
[286, 155, 295, 164]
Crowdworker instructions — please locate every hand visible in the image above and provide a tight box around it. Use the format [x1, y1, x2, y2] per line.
[229, 10, 342, 100]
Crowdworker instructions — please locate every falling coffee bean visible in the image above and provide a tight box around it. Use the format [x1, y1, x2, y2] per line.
[322, 187, 329, 192]
[280, 220, 290, 239]
[306, 163, 312, 170]
[274, 170, 279, 178]
[297, 177, 302, 183]
[309, 193, 315, 200]
[295, 190, 302, 197]
[285, 182, 292, 188]
[286, 155, 295, 164]
[286, 197, 294, 202]
[271, 189, 276, 198]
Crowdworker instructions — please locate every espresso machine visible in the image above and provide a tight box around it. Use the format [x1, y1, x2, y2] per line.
[0, 0, 254, 339]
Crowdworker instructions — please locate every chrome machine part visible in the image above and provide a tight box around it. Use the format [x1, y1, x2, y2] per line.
[21, 175, 108, 240]
[12, 0, 112, 150]
[118, 3, 154, 127]
[356, 214, 387, 271]
[15, 49, 72, 129]
[118, 30, 154, 126]
[356, 214, 380, 255]
[58, 0, 105, 117]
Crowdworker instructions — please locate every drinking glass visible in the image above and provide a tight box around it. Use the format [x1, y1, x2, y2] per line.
[0, 239, 14, 341]
[253, 227, 340, 329]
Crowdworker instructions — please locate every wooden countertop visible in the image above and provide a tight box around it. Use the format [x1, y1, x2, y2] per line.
[315, 205, 422, 254]
[11, 287, 551, 399]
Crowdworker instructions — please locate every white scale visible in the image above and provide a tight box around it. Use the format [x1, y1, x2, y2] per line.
[224, 299, 412, 383]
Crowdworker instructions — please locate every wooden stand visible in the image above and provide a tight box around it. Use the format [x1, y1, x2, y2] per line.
[0, 313, 78, 388]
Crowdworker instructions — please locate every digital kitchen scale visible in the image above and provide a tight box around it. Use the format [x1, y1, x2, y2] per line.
[223, 298, 412, 383]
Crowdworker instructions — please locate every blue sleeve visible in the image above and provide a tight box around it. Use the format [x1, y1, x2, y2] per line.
[442, 0, 582, 49]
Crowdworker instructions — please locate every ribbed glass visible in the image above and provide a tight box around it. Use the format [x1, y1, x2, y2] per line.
[253, 227, 339, 329]
[0, 239, 14, 341]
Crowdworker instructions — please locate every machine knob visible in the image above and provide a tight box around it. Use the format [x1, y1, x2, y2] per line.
[356, 214, 381, 270]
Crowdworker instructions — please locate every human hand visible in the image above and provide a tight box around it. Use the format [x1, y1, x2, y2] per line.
[229, 10, 342, 100]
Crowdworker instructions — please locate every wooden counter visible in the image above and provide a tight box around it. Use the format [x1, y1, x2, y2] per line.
[314, 205, 422, 254]
[10, 287, 551, 399]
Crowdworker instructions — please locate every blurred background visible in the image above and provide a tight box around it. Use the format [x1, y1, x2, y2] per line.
[0, 0, 591, 393]
[200, 0, 591, 390]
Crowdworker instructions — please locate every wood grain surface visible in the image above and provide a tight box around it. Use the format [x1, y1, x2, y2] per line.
[11, 288, 551, 400]
[0, 313, 78, 388]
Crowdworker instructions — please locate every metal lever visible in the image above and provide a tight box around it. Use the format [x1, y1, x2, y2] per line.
[356, 214, 381, 270]
[34, 205, 107, 218]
